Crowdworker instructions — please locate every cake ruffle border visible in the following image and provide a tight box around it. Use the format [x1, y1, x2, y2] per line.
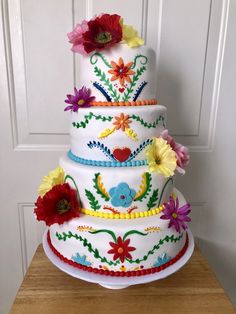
[47, 230, 189, 277]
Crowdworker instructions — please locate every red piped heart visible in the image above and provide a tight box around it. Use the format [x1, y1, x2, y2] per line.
[119, 87, 125, 93]
[113, 148, 131, 162]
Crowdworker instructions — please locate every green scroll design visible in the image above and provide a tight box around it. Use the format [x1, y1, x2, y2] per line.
[72, 112, 113, 129]
[131, 54, 148, 69]
[90, 52, 112, 68]
[127, 233, 183, 264]
[130, 114, 165, 128]
[55, 231, 120, 266]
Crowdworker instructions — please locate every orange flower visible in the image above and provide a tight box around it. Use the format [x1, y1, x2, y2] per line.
[108, 57, 135, 86]
[113, 113, 131, 131]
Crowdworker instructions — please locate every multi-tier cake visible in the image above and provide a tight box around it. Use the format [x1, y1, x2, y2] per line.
[35, 14, 192, 280]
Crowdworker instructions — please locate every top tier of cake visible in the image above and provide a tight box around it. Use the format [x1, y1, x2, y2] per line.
[78, 44, 157, 102]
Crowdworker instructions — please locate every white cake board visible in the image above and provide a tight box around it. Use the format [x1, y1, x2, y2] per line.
[42, 229, 194, 289]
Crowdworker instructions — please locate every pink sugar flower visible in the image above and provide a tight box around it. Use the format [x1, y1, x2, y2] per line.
[67, 20, 89, 55]
[160, 129, 190, 174]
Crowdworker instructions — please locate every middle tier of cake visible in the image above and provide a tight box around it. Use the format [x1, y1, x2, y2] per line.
[60, 155, 174, 214]
[69, 105, 166, 166]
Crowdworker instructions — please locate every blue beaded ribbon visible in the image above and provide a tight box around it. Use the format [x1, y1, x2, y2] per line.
[67, 150, 147, 167]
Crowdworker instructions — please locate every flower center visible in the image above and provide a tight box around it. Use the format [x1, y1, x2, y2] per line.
[56, 199, 70, 214]
[120, 195, 125, 199]
[117, 247, 124, 254]
[96, 32, 112, 44]
[172, 212, 178, 219]
[78, 99, 85, 105]
[155, 155, 162, 165]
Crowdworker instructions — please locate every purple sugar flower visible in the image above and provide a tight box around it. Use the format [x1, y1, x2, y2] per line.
[64, 86, 95, 112]
[160, 196, 191, 233]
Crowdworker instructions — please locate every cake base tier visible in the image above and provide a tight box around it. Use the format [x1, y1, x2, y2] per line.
[43, 228, 194, 289]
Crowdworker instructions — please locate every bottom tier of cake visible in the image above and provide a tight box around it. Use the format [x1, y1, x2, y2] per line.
[49, 189, 189, 277]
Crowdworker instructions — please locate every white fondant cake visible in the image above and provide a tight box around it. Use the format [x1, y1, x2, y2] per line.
[35, 14, 191, 280]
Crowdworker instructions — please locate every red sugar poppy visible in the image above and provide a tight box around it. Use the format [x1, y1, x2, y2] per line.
[82, 14, 122, 53]
[34, 183, 80, 226]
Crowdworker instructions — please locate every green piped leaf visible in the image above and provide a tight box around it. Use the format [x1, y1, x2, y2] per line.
[93, 173, 110, 201]
[134, 172, 152, 202]
[85, 189, 101, 211]
[147, 189, 159, 210]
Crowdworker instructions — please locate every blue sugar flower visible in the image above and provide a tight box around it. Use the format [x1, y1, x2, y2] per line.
[71, 252, 92, 266]
[153, 253, 171, 267]
[109, 183, 136, 208]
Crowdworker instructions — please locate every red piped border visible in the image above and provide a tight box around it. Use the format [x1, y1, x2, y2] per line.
[47, 231, 189, 277]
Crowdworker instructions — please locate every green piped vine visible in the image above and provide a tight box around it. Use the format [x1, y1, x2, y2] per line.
[134, 172, 152, 202]
[158, 177, 174, 207]
[130, 114, 165, 128]
[72, 113, 165, 130]
[55, 230, 183, 265]
[55, 231, 120, 266]
[93, 173, 110, 201]
[72, 112, 113, 129]
[93, 67, 120, 101]
[127, 233, 183, 264]
[122, 66, 146, 101]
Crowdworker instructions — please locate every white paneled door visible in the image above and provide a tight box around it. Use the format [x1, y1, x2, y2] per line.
[1, 0, 235, 312]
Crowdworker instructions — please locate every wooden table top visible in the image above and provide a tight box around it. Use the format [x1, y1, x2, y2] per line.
[11, 245, 235, 314]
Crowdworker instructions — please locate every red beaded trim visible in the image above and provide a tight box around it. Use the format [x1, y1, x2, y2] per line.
[47, 231, 189, 277]
[90, 99, 157, 107]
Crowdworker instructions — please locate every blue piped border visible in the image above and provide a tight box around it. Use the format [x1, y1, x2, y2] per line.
[68, 150, 147, 167]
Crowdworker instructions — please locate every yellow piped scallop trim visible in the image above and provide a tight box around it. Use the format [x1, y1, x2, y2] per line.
[80, 204, 166, 219]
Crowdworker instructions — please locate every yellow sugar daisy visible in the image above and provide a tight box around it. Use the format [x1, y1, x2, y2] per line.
[122, 23, 144, 48]
[146, 138, 177, 177]
[38, 166, 65, 197]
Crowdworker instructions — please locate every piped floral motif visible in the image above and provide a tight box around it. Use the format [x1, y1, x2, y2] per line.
[38, 166, 65, 197]
[34, 183, 80, 226]
[160, 129, 190, 174]
[71, 252, 92, 266]
[145, 137, 177, 178]
[68, 14, 144, 55]
[64, 86, 95, 112]
[109, 183, 136, 208]
[153, 253, 171, 267]
[160, 196, 191, 233]
[108, 236, 136, 262]
[108, 57, 135, 86]
[113, 113, 132, 131]
[98, 112, 138, 141]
